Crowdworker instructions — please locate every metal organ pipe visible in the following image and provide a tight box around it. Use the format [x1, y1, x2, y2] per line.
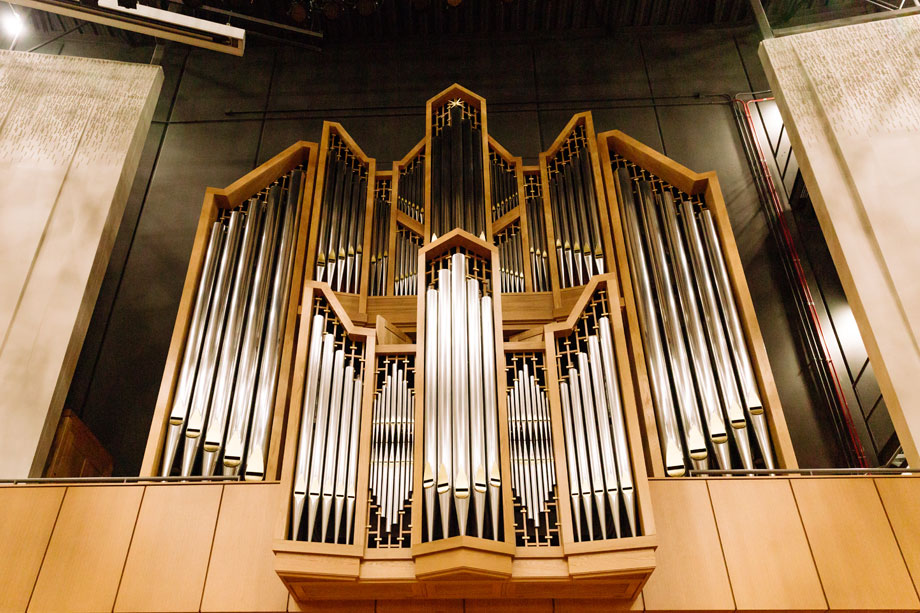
[161, 221, 224, 476]
[616, 169, 685, 476]
[636, 181, 709, 470]
[556, 293, 640, 541]
[424, 252, 501, 541]
[246, 172, 303, 480]
[201, 204, 260, 477]
[614, 161, 776, 475]
[316, 139, 367, 293]
[181, 210, 243, 476]
[700, 209, 776, 469]
[161, 169, 304, 480]
[680, 200, 755, 470]
[659, 192, 731, 470]
[291, 310, 365, 544]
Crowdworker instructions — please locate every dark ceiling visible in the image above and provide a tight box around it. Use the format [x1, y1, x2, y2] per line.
[20, 0, 870, 49]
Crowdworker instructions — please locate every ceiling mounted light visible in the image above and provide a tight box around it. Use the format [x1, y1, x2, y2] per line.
[289, 1, 308, 22]
[356, 0, 377, 16]
[323, 0, 343, 20]
[446, 0, 462, 6]
[2, 10, 23, 37]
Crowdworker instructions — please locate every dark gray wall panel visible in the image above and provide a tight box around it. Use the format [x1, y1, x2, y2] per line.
[533, 34, 650, 101]
[642, 31, 750, 98]
[171, 47, 275, 122]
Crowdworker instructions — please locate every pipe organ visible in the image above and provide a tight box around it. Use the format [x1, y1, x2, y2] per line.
[146, 85, 795, 602]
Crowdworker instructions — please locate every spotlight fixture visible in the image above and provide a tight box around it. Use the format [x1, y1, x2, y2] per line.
[356, 0, 376, 16]
[323, 0, 343, 20]
[2, 10, 23, 37]
[289, 0, 308, 22]
[447, 0, 462, 6]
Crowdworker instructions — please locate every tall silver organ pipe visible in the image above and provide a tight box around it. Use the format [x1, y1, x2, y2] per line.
[680, 200, 755, 470]
[162, 221, 224, 476]
[636, 181, 709, 471]
[369, 358, 415, 542]
[423, 251, 501, 540]
[555, 291, 639, 540]
[616, 169, 685, 476]
[160, 169, 304, 479]
[614, 161, 775, 473]
[659, 192, 731, 470]
[315, 135, 368, 293]
[291, 305, 365, 543]
[700, 209, 776, 468]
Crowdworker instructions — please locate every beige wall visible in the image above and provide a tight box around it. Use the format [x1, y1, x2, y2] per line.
[760, 17, 920, 466]
[0, 51, 161, 477]
[1, 477, 918, 612]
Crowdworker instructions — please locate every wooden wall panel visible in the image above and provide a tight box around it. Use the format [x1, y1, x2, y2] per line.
[466, 599, 553, 613]
[0, 487, 64, 613]
[875, 477, 920, 595]
[289, 597, 372, 612]
[202, 483, 290, 612]
[376, 600, 463, 613]
[708, 478, 825, 611]
[29, 486, 143, 613]
[553, 596, 642, 612]
[642, 480, 733, 611]
[792, 478, 920, 611]
[114, 484, 222, 612]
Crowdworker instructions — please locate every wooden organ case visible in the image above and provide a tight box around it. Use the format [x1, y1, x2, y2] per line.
[143, 85, 796, 605]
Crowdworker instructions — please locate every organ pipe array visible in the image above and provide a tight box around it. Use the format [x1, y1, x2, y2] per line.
[429, 101, 486, 239]
[161, 168, 303, 480]
[368, 355, 415, 548]
[291, 299, 366, 543]
[614, 163, 775, 476]
[397, 154, 424, 223]
[422, 251, 502, 541]
[394, 228, 421, 296]
[369, 178, 390, 296]
[547, 125, 606, 288]
[369, 357, 415, 542]
[496, 222, 525, 294]
[507, 353, 559, 546]
[555, 289, 638, 541]
[490, 149, 519, 220]
[314, 134, 368, 293]
[524, 173, 550, 292]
